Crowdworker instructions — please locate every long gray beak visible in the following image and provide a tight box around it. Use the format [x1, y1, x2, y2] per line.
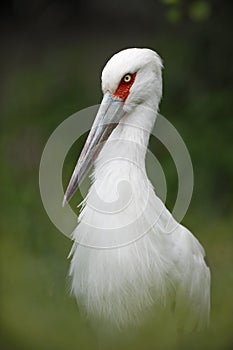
[63, 91, 125, 205]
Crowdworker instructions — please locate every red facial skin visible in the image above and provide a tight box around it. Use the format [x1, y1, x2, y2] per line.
[113, 73, 136, 102]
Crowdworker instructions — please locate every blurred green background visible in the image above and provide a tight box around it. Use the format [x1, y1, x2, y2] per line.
[1, 0, 233, 349]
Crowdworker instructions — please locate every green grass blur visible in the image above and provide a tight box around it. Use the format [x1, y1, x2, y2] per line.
[1, 1, 233, 349]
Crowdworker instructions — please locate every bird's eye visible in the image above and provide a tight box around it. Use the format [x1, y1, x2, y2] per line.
[123, 74, 132, 83]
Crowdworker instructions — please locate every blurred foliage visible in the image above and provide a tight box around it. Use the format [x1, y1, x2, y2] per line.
[189, 1, 211, 21]
[161, 0, 211, 23]
[0, 0, 233, 349]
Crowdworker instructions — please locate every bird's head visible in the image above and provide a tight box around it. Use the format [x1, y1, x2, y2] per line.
[102, 48, 163, 113]
[63, 48, 163, 204]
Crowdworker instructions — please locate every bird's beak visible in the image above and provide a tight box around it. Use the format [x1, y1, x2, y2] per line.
[63, 91, 125, 205]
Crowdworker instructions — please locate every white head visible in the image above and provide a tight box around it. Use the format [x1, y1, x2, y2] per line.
[102, 48, 163, 112]
[64, 48, 163, 204]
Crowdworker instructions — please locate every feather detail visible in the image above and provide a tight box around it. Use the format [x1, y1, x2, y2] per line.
[69, 119, 210, 330]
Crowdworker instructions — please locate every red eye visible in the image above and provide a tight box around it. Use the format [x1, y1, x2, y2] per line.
[113, 73, 136, 102]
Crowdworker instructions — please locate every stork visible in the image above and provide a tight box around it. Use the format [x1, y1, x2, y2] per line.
[63, 48, 210, 330]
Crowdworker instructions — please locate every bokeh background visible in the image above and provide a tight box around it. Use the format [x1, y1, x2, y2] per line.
[1, 0, 233, 349]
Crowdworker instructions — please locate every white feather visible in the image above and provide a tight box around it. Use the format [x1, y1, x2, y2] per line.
[69, 48, 210, 330]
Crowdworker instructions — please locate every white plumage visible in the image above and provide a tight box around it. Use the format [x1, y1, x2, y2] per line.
[66, 48, 210, 330]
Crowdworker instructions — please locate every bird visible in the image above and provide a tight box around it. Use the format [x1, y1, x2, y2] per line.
[63, 48, 210, 331]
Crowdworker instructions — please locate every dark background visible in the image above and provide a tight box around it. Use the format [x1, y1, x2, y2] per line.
[1, 1, 233, 349]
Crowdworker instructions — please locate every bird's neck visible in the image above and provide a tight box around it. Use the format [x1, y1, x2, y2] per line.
[88, 103, 159, 217]
[94, 104, 158, 177]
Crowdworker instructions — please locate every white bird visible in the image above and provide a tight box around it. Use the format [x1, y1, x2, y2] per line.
[63, 48, 210, 331]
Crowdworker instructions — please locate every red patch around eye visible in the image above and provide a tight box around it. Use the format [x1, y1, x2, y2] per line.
[113, 73, 136, 102]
